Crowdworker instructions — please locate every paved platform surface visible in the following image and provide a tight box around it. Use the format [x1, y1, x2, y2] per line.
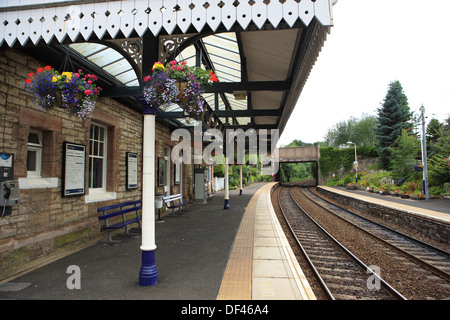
[319, 186, 450, 225]
[0, 182, 312, 301]
[0, 183, 266, 300]
[217, 182, 315, 300]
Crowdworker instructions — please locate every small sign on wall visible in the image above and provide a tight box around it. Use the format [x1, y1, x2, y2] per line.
[126, 152, 138, 190]
[62, 142, 86, 197]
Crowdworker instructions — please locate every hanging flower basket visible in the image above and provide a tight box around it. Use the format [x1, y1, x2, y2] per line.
[24, 66, 102, 119]
[143, 60, 218, 115]
[176, 81, 189, 103]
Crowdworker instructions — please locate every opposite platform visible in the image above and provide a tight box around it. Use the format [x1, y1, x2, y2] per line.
[217, 182, 316, 300]
[319, 186, 450, 225]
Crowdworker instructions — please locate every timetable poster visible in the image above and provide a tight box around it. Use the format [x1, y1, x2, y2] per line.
[126, 152, 138, 190]
[63, 142, 86, 197]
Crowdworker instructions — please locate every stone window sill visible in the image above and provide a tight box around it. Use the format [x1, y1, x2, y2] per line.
[18, 177, 58, 189]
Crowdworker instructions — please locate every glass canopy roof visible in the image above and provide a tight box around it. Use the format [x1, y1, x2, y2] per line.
[69, 42, 140, 87]
[69, 32, 250, 126]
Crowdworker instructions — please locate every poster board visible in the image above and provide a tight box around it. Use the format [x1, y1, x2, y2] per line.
[62, 142, 86, 197]
[126, 152, 138, 190]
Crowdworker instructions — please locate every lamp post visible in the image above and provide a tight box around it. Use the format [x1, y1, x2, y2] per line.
[347, 141, 358, 183]
[419, 105, 429, 201]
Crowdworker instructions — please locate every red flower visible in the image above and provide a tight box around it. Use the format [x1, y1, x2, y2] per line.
[28, 73, 34, 78]
[144, 76, 151, 82]
[25, 78, 32, 84]
[209, 72, 218, 82]
[84, 89, 92, 95]
[36, 67, 44, 74]
[44, 65, 52, 70]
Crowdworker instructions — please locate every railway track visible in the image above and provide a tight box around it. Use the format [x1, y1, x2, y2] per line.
[277, 185, 405, 300]
[276, 181, 450, 300]
[302, 187, 450, 283]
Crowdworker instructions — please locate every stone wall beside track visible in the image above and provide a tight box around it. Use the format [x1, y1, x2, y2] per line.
[317, 186, 450, 247]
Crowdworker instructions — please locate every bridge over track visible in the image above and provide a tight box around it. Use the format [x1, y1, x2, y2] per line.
[278, 146, 319, 163]
[276, 146, 321, 185]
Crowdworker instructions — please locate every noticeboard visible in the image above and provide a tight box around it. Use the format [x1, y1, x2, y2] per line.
[126, 152, 138, 190]
[62, 142, 86, 197]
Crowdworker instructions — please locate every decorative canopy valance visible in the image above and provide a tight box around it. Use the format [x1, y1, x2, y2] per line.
[0, 0, 333, 47]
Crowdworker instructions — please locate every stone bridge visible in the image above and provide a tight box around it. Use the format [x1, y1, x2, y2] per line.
[278, 146, 319, 163]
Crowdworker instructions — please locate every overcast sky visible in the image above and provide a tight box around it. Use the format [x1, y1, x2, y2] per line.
[278, 0, 450, 146]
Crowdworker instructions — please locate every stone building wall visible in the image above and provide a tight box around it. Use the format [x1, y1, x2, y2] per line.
[0, 48, 193, 281]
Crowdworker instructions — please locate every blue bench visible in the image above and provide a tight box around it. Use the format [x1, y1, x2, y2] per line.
[163, 194, 191, 216]
[97, 200, 142, 244]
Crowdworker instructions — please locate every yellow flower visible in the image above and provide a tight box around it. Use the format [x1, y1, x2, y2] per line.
[61, 72, 72, 81]
[152, 62, 165, 71]
[52, 76, 58, 82]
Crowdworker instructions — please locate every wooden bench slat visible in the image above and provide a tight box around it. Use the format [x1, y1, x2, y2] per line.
[103, 216, 141, 230]
[162, 193, 192, 215]
[97, 200, 141, 213]
[97, 200, 142, 244]
[98, 205, 142, 220]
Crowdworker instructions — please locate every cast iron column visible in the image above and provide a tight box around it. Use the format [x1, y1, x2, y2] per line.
[138, 97, 158, 286]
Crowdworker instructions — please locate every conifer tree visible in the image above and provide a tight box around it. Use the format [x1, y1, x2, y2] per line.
[375, 81, 411, 169]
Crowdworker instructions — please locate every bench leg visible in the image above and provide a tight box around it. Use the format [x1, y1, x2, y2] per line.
[122, 225, 140, 237]
[98, 230, 122, 245]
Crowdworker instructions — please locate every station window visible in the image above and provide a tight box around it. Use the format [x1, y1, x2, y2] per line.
[27, 129, 42, 178]
[89, 123, 107, 193]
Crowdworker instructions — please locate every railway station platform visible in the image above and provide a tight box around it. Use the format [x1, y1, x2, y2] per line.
[318, 186, 450, 225]
[0, 182, 314, 301]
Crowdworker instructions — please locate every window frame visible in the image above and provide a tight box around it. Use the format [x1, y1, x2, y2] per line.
[88, 122, 108, 195]
[27, 129, 43, 178]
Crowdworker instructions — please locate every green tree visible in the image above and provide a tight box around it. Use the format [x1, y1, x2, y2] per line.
[389, 129, 421, 182]
[427, 116, 450, 186]
[428, 154, 450, 186]
[324, 114, 377, 147]
[426, 118, 444, 157]
[284, 139, 312, 147]
[375, 81, 411, 169]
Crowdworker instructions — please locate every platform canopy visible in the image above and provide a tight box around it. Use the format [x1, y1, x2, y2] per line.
[0, 0, 335, 147]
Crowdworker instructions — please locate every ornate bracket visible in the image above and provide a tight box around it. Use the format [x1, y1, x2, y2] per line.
[107, 37, 143, 77]
[158, 33, 198, 63]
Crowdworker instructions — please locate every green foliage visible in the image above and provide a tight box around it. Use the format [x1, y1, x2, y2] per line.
[319, 145, 379, 179]
[284, 139, 312, 147]
[319, 146, 342, 178]
[325, 114, 377, 147]
[426, 118, 443, 156]
[389, 129, 421, 181]
[428, 153, 450, 186]
[280, 162, 315, 183]
[375, 80, 411, 169]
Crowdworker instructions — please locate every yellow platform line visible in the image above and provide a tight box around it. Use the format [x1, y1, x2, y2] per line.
[217, 183, 316, 300]
[216, 187, 261, 300]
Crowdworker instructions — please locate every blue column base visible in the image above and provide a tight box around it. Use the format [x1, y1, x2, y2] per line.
[139, 250, 158, 286]
[239, 189, 243, 195]
[224, 199, 230, 209]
